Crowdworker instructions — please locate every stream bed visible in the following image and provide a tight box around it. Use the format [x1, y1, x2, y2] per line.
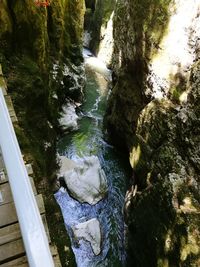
[55, 55, 130, 267]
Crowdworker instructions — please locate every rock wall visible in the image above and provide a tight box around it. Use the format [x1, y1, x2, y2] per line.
[0, 0, 85, 66]
[0, 0, 85, 174]
[0, 1, 85, 266]
[126, 62, 200, 267]
[105, 0, 173, 149]
[84, 0, 115, 65]
[104, 0, 200, 266]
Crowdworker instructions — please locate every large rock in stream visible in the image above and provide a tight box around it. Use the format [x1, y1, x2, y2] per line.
[72, 218, 101, 255]
[59, 102, 79, 131]
[58, 155, 108, 205]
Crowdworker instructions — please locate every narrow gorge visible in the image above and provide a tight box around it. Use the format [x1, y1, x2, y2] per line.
[0, 0, 200, 267]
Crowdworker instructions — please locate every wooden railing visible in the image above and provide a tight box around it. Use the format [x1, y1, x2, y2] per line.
[0, 82, 54, 266]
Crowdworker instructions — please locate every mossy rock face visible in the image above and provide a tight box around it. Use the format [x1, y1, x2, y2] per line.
[125, 62, 200, 267]
[0, 1, 85, 266]
[0, 0, 13, 55]
[111, 0, 172, 73]
[105, 71, 147, 150]
[0, 0, 85, 68]
[10, 1, 48, 68]
[102, 1, 200, 266]
[0, 0, 86, 174]
[104, 0, 173, 150]
[85, 0, 116, 53]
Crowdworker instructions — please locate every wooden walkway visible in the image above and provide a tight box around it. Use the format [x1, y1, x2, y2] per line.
[0, 66, 61, 266]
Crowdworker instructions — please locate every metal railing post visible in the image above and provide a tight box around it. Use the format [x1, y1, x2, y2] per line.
[0, 88, 54, 267]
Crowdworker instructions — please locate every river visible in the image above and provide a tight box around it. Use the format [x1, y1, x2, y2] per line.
[54, 52, 130, 267]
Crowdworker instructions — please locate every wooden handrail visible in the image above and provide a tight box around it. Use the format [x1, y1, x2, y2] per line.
[0, 87, 54, 267]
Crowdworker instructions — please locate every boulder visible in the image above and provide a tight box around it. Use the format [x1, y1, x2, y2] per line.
[58, 155, 78, 175]
[61, 155, 108, 205]
[72, 218, 101, 255]
[59, 103, 79, 131]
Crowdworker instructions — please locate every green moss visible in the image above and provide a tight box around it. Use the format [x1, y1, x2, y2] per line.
[0, 1, 13, 55]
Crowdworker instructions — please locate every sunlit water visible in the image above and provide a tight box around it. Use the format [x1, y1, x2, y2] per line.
[55, 61, 130, 266]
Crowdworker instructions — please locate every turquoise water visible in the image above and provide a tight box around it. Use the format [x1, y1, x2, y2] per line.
[55, 67, 130, 266]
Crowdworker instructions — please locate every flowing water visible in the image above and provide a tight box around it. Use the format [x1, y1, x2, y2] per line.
[55, 56, 130, 266]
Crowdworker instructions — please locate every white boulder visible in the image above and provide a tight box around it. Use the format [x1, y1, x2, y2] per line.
[59, 103, 79, 131]
[62, 155, 108, 205]
[58, 155, 77, 175]
[72, 218, 101, 255]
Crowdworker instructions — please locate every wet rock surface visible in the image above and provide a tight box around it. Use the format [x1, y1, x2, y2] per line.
[59, 102, 79, 131]
[59, 155, 108, 205]
[72, 218, 101, 256]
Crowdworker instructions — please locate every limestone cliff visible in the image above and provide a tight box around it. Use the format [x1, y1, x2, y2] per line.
[84, 0, 115, 65]
[0, 1, 85, 266]
[104, 0, 200, 266]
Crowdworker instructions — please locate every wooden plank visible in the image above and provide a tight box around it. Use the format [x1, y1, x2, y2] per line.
[50, 245, 58, 256]
[29, 176, 37, 195]
[0, 153, 8, 185]
[8, 110, 16, 117]
[4, 96, 15, 113]
[0, 194, 45, 227]
[10, 115, 18, 123]
[0, 161, 4, 171]
[0, 256, 28, 267]
[25, 164, 33, 176]
[50, 245, 62, 267]
[0, 238, 25, 263]
[0, 224, 58, 265]
[0, 221, 60, 265]
[0, 154, 5, 170]
[53, 254, 62, 267]
[0, 215, 50, 246]
[0, 177, 37, 206]
[0, 223, 21, 246]
[42, 215, 50, 242]
[0, 171, 7, 185]
[0, 183, 12, 206]
[4, 95, 18, 122]
[0, 154, 4, 170]
[0, 81, 7, 96]
[0, 65, 7, 95]
[0, 201, 16, 228]
[0, 244, 61, 266]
